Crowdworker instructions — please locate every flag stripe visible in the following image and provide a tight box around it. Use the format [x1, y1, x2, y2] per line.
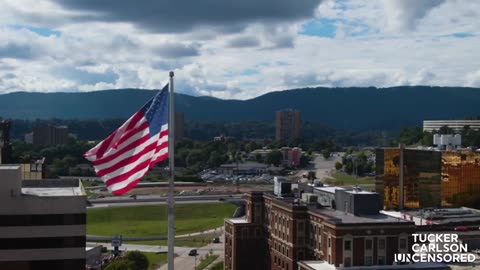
[150, 152, 169, 167]
[97, 139, 166, 177]
[105, 158, 151, 187]
[107, 147, 169, 191]
[92, 128, 168, 168]
[96, 118, 149, 160]
[94, 112, 141, 158]
[93, 132, 150, 166]
[112, 120, 150, 150]
[126, 110, 145, 131]
[85, 112, 146, 159]
[112, 179, 142, 196]
[85, 85, 170, 195]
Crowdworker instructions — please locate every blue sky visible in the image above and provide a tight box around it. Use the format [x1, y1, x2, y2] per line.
[8, 25, 61, 37]
[0, 0, 479, 99]
[301, 19, 337, 38]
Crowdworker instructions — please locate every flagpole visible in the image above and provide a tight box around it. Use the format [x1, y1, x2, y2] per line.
[168, 71, 175, 270]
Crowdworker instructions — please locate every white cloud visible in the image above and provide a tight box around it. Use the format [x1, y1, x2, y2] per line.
[382, 0, 446, 32]
[0, 0, 478, 99]
[466, 70, 480, 87]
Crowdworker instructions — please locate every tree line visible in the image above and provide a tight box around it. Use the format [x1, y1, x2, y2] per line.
[397, 125, 480, 147]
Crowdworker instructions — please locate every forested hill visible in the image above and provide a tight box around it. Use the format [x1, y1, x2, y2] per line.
[0, 86, 479, 130]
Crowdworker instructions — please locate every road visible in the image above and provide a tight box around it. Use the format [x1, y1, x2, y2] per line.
[87, 242, 174, 253]
[88, 194, 244, 208]
[88, 200, 224, 209]
[157, 234, 225, 270]
[297, 153, 343, 182]
[89, 194, 243, 203]
[87, 227, 224, 242]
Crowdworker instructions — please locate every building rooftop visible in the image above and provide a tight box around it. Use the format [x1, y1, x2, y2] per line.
[343, 189, 376, 195]
[219, 162, 270, 169]
[0, 165, 20, 170]
[262, 191, 410, 225]
[314, 186, 345, 194]
[227, 218, 249, 224]
[407, 207, 480, 225]
[311, 207, 411, 225]
[21, 179, 86, 197]
[299, 261, 450, 270]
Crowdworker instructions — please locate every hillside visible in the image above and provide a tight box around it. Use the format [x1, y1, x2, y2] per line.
[1, 86, 479, 130]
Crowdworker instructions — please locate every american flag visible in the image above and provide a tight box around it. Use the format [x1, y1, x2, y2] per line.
[84, 85, 170, 195]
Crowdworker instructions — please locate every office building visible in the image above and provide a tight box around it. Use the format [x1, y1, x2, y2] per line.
[225, 182, 415, 270]
[20, 158, 45, 180]
[375, 148, 442, 210]
[275, 109, 302, 143]
[0, 166, 86, 270]
[31, 124, 69, 145]
[423, 120, 480, 132]
[175, 111, 185, 141]
[433, 134, 461, 150]
[442, 150, 480, 207]
[376, 147, 480, 209]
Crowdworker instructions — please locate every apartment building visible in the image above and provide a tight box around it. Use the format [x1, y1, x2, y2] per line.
[276, 109, 302, 143]
[423, 120, 480, 132]
[27, 124, 69, 145]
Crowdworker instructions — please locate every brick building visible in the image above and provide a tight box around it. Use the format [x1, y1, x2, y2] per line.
[225, 185, 415, 270]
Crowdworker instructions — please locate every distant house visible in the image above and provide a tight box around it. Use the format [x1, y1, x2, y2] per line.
[279, 147, 302, 167]
[68, 163, 95, 176]
[214, 134, 235, 142]
[248, 149, 272, 161]
[248, 147, 303, 167]
[218, 161, 282, 176]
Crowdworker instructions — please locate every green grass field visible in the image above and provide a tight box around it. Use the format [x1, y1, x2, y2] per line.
[196, 255, 219, 270]
[143, 252, 168, 270]
[87, 203, 236, 237]
[210, 261, 224, 270]
[325, 172, 375, 190]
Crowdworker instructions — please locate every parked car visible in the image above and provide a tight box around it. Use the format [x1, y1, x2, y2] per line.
[212, 237, 220, 243]
[188, 249, 198, 256]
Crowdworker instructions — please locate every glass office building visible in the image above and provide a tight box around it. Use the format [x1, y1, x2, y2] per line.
[442, 151, 480, 207]
[376, 148, 442, 210]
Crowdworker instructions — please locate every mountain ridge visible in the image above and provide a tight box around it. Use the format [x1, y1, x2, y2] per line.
[1, 86, 479, 130]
